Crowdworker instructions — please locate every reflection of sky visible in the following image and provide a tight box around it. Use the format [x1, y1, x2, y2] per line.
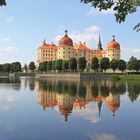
[73, 103, 100, 123]
[89, 133, 118, 140]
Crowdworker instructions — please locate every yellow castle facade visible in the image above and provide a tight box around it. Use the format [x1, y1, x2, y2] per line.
[36, 30, 121, 65]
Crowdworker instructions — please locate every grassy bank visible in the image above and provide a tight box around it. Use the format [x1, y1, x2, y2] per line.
[109, 74, 140, 81]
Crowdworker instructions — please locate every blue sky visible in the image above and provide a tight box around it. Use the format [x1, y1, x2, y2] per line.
[0, 0, 139, 64]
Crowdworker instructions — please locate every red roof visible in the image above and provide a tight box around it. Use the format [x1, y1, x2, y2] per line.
[107, 36, 120, 50]
[74, 43, 91, 51]
[38, 43, 58, 50]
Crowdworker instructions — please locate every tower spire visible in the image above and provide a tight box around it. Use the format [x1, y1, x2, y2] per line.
[112, 35, 115, 40]
[65, 30, 68, 36]
[43, 39, 46, 44]
[97, 34, 103, 50]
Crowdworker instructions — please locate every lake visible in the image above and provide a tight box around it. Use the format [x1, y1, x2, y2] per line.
[0, 78, 140, 140]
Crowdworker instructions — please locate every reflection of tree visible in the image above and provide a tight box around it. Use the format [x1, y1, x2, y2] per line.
[117, 82, 126, 95]
[78, 84, 86, 98]
[110, 81, 126, 95]
[91, 83, 99, 98]
[127, 82, 140, 102]
[29, 79, 35, 91]
[55, 81, 63, 94]
[0, 78, 21, 90]
[100, 86, 109, 97]
[68, 83, 77, 97]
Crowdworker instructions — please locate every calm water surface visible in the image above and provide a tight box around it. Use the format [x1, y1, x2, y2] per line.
[0, 78, 140, 140]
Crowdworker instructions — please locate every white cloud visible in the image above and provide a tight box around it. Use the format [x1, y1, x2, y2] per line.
[0, 46, 17, 57]
[0, 47, 17, 53]
[85, 26, 101, 33]
[6, 16, 14, 23]
[121, 47, 140, 60]
[55, 25, 101, 48]
[89, 8, 114, 15]
[90, 134, 118, 140]
[0, 37, 11, 43]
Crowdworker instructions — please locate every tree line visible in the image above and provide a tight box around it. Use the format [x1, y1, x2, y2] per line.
[38, 56, 140, 73]
[0, 56, 139, 73]
[0, 61, 36, 73]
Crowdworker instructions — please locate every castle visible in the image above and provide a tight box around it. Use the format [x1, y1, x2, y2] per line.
[36, 30, 120, 65]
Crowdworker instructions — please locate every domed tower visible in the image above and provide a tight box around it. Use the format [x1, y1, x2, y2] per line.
[107, 35, 120, 61]
[58, 30, 74, 60]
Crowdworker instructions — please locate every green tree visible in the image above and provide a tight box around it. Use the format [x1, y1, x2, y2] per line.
[135, 60, 140, 72]
[68, 58, 77, 72]
[29, 61, 36, 72]
[38, 61, 47, 73]
[100, 57, 110, 73]
[81, 0, 140, 31]
[78, 57, 87, 71]
[56, 59, 63, 72]
[0, 0, 6, 6]
[118, 59, 126, 73]
[127, 56, 137, 71]
[11, 62, 21, 73]
[3, 63, 11, 73]
[91, 57, 99, 72]
[0, 64, 3, 72]
[47, 61, 52, 71]
[110, 59, 118, 73]
[52, 61, 56, 71]
[62, 60, 69, 72]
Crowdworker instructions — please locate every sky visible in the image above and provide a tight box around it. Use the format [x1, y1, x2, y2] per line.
[0, 0, 140, 65]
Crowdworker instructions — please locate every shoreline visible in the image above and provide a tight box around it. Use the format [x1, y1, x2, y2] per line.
[0, 73, 140, 81]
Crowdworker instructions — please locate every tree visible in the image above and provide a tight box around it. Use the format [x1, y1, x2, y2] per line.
[38, 61, 47, 73]
[118, 59, 126, 73]
[110, 59, 118, 73]
[91, 57, 99, 72]
[135, 60, 140, 72]
[3, 63, 11, 73]
[29, 61, 36, 72]
[47, 61, 52, 71]
[78, 57, 87, 71]
[56, 59, 63, 72]
[62, 60, 69, 72]
[127, 56, 137, 71]
[0, 0, 6, 6]
[52, 61, 56, 71]
[11, 62, 21, 73]
[0, 64, 3, 72]
[81, 0, 140, 31]
[68, 58, 77, 72]
[100, 57, 110, 73]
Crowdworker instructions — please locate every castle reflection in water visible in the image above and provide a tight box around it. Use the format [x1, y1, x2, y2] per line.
[34, 79, 140, 121]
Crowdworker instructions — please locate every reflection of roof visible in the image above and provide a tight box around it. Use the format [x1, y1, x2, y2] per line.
[38, 42, 58, 50]
[39, 100, 57, 111]
[73, 99, 86, 108]
[59, 105, 73, 121]
[107, 101, 120, 116]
